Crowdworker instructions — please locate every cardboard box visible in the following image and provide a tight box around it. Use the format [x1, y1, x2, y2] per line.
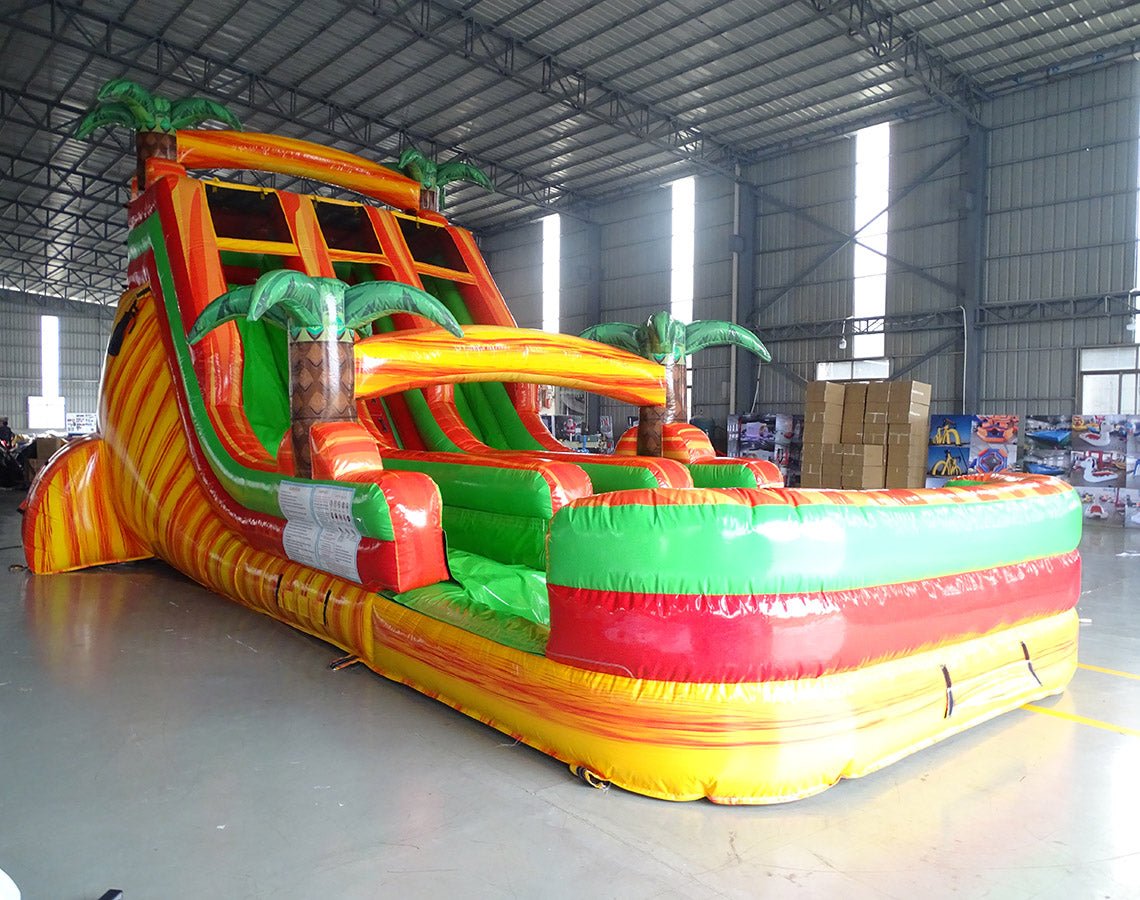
[888, 380, 932, 406]
[799, 471, 823, 488]
[844, 445, 884, 466]
[801, 443, 825, 465]
[888, 422, 930, 445]
[841, 467, 885, 490]
[886, 381, 932, 425]
[805, 382, 846, 406]
[885, 466, 919, 489]
[862, 423, 888, 445]
[843, 383, 868, 413]
[807, 408, 843, 424]
[866, 382, 892, 405]
[34, 436, 63, 460]
[861, 467, 885, 489]
[803, 421, 842, 444]
[888, 443, 928, 469]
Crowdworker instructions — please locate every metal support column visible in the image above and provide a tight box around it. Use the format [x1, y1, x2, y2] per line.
[958, 123, 987, 412]
[733, 181, 759, 414]
[583, 218, 603, 433]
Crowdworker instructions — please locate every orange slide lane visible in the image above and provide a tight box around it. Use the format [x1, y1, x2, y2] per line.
[354, 325, 667, 407]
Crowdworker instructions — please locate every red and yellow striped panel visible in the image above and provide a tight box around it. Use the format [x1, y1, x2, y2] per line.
[355, 325, 667, 407]
[357, 593, 1077, 803]
[157, 177, 275, 470]
[615, 421, 717, 462]
[176, 130, 421, 211]
[21, 433, 152, 573]
[309, 421, 385, 483]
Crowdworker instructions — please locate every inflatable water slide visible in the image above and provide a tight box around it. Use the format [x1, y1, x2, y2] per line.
[24, 123, 1082, 804]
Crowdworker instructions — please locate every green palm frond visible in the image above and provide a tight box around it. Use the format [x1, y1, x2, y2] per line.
[642, 311, 687, 363]
[170, 97, 243, 131]
[685, 321, 771, 361]
[579, 323, 642, 355]
[436, 161, 493, 191]
[95, 79, 158, 130]
[187, 286, 256, 342]
[74, 102, 140, 140]
[343, 282, 463, 337]
[249, 270, 337, 331]
[398, 148, 436, 188]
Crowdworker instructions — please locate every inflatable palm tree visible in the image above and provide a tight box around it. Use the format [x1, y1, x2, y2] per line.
[189, 272, 462, 477]
[397, 147, 493, 212]
[75, 78, 242, 189]
[582, 312, 770, 456]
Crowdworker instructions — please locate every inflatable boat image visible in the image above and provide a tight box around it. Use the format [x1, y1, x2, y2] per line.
[24, 94, 1082, 804]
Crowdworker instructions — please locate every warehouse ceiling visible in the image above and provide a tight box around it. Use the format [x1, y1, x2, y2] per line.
[1, 0, 1138, 305]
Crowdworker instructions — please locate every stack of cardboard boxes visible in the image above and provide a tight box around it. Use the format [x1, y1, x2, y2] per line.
[800, 380, 931, 489]
[884, 381, 931, 488]
[800, 382, 842, 488]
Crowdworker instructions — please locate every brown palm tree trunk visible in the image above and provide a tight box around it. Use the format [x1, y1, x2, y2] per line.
[636, 404, 665, 456]
[135, 131, 177, 190]
[669, 359, 688, 422]
[637, 357, 688, 456]
[288, 333, 356, 478]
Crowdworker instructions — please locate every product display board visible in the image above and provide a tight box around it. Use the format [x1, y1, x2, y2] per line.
[925, 414, 1019, 486]
[1022, 415, 1072, 476]
[1018, 414, 1140, 527]
[728, 413, 802, 486]
[971, 415, 1018, 475]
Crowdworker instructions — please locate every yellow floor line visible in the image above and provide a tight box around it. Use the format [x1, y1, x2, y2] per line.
[1077, 662, 1140, 681]
[1022, 704, 1140, 737]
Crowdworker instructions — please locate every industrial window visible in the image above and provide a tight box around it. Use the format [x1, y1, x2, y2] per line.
[672, 177, 695, 410]
[816, 359, 891, 382]
[853, 122, 889, 360]
[28, 314, 65, 430]
[542, 214, 560, 333]
[1079, 346, 1140, 414]
[1134, 92, 1140, 341]
[41, 314, 59, 398]
[671, 177, 695, 325]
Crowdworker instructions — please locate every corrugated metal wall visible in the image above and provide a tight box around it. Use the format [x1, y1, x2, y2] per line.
[483, 180, 742, 431]
[0, 292, 112, 432]
[747, 139, 857, 412]
[480, 223, 542, 328]
[691, 175, 735, 426]
[982, 63, 1139, 418]
[477, 62, 1140, 429]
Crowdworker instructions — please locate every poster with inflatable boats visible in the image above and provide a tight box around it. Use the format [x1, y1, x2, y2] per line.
[23, 83, 1083, 804]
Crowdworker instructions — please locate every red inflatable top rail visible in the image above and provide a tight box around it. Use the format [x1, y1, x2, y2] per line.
[176, 130, 421, 211]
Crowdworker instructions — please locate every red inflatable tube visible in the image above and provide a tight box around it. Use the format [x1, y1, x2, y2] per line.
[546, 551, 1081, 683]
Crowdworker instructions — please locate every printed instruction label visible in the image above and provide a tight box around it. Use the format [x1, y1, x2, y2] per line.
[279, 481, 362, 583]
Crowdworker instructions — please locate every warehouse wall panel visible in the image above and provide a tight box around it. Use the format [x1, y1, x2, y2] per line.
[477, 62, 1140, 443]
[482, 222, 542, 329]
[0, 292, 112, 432]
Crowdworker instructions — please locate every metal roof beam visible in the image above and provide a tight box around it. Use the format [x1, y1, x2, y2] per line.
[0, 2, 579, 219]
[807, 0, 986, 125]
[357, 0, 747, 179]
[0, 285, 116, 318]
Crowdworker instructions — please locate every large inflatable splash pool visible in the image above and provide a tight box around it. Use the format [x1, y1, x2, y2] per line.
[24, 125, 1082, 804]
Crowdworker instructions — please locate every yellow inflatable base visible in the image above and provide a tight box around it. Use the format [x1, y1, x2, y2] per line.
[352, 598, 1077, 804]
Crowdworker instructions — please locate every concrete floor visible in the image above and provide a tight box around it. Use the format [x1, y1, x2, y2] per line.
[1, 496, 1137, 900]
